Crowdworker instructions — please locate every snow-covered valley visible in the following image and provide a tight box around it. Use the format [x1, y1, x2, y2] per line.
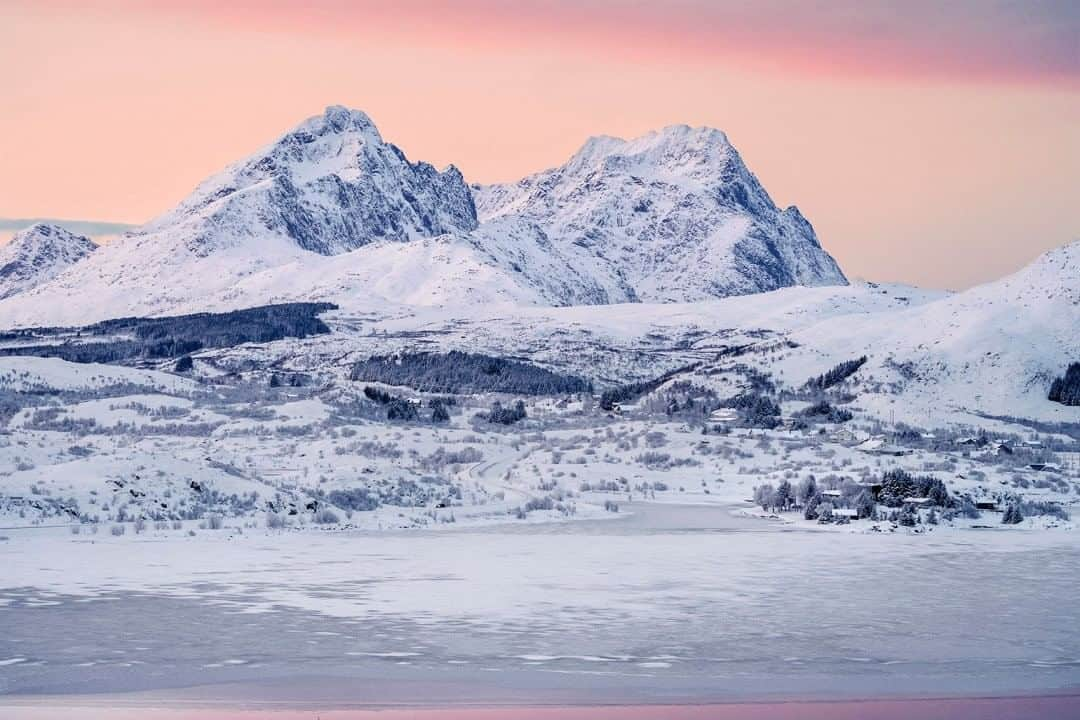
[0, 105, 1077, 707]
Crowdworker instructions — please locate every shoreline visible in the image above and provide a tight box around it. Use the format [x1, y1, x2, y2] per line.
[3, 689, 1080, 719]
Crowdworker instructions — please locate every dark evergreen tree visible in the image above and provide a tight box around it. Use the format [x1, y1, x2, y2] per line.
[1048, 362, 1080, 406]
[775, 480, 793, 510]
[796, 400, 853, 423]
[386, 398, 419, 422]
[855, 489, 876, 519]
[486, 400, 527, 425]
[878, 469, 916, 507]
[1002, 502, 1024, 525]
[804, 356, 868, 390]
[364, 386, 395, 404]
[598, 363, 700, 411]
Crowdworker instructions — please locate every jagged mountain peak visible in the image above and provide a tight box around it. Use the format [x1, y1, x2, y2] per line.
[6, 223, 99, 256]
[137, 105, 477, 256]
[9, 222, 97, 248]
[474, 124, 846, 303]
[576, 124, 732, 152]
[563, 125, 737, 179]
[0, 223, 98, 300]
[311, 104, 381, 137]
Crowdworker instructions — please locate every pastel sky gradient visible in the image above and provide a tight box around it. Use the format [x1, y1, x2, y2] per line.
[1, 0, 1077, 289]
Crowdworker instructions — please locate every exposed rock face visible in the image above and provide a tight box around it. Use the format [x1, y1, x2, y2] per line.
[475, 124, 847, 303]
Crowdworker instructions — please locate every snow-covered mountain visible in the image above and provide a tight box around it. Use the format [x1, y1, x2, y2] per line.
[475, 125, 847, 303]
[0, 107, 486, 325]
[0, 107, 850, 325]
[0, 223, 97, 301]
[139, 105, 477, 256]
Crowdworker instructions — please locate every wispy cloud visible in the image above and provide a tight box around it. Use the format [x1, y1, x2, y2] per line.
[28, 0, 1079, 87]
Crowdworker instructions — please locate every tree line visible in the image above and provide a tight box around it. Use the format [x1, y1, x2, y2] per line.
[351, 351, 590, 396]
[0, 302, 337, 365]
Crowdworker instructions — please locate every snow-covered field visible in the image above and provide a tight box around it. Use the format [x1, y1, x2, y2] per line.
[1, 343, 1078, 705]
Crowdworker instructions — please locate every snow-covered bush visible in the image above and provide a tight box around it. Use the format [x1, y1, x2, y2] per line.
[314, 508, 340, 524]
[266, 513, 288, 529]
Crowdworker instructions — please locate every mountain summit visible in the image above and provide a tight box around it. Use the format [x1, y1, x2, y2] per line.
[475, 124, 847, 303]
[0, 223, 98, 301]
[138, 105, 477, 256]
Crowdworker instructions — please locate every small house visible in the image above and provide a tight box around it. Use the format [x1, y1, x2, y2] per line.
[709, 408, 739, 423]
[975, 499, 999, 511]
[833, 508, 859, 519]
[830, 428, 859, 444]
[902, 496, 933, 508]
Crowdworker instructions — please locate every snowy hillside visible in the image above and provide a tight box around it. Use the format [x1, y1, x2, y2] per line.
[0, 225, 609, 326]
[862, 239, 1080, 419]
[174, 243, 1076, 426]
[740, 240, 1080, 423]
[0, 223, 97, 300]
[475, 124, 847, 303]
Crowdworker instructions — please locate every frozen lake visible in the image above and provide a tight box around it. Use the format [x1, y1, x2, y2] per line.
[1, 503, 1079, 708]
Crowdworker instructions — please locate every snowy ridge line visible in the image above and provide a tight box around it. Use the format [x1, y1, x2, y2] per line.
[0, 106, 846, 326]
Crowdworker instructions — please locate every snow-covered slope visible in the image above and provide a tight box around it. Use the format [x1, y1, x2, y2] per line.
[0, 356, 196, 394]
[475, 125, 847, 303]
[0, 223, 97, 300]
[763, 240, 1080, 422]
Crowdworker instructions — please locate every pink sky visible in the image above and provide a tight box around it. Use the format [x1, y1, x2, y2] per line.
[1, 0, 1077, 289]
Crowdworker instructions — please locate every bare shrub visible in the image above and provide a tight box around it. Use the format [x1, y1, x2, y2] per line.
[314, 508, 340, 524]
